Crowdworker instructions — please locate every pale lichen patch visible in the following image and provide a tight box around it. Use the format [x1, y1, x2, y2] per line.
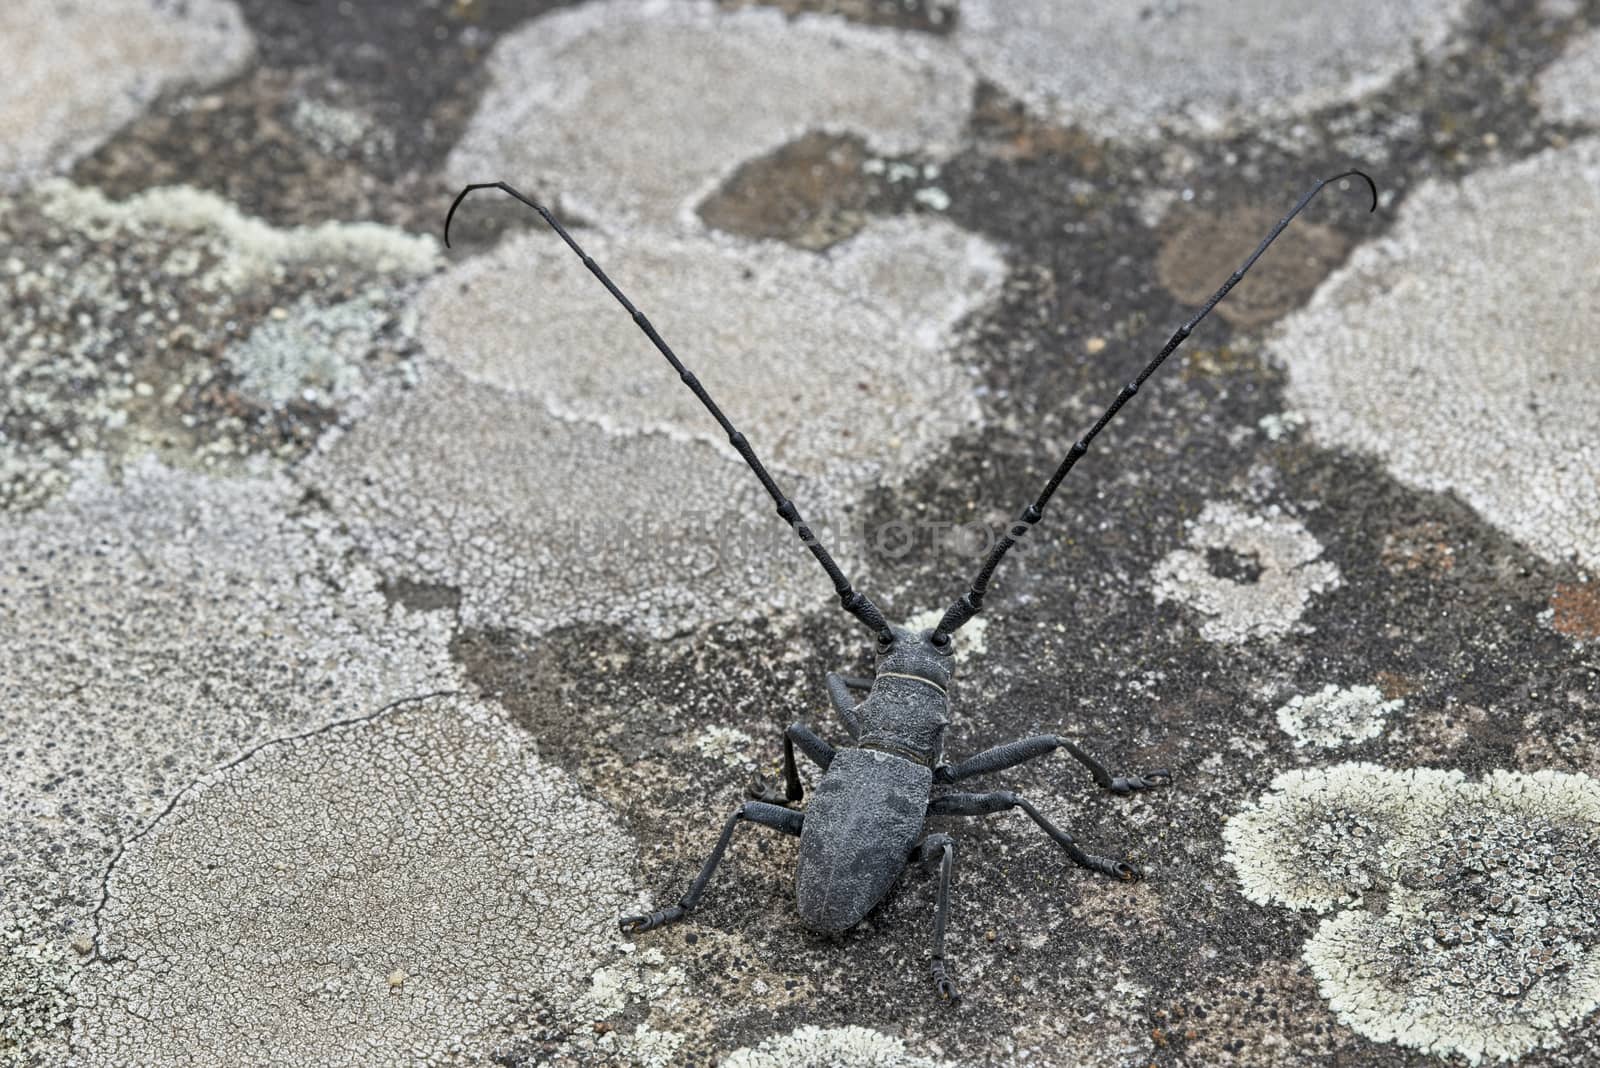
[1273, 141, 1600, 570]
[422, 217, 1004, 482]
[1151, 502, 1341, 644]
[36, 181, 437, 286]
[1276, 685, 1404, 748]
[319, 216, 1006, 639]
[76, 696, 636, 1066]
[446, 0, 974, 229]
[1226, 764, 1600, 1062]
[1536, 28, 1600, 126]
[955, 0, 1467, 140]
[0, 458, 459, 964]
[722, 1024, 951, 1067]
[902, 608, 988, 662]
[0, 910, 75, 1067]
[697, 726, 760, 769]
[1223, 763, 1433, 913]
[0, 0, 253, 187]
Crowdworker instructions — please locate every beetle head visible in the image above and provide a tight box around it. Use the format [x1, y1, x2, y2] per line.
[874, 623, 955, 688]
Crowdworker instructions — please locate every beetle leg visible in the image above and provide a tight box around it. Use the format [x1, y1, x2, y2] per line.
[935, 733, 1171, 796]
[928, 791, 1140, 881]
[747, 721, 835, 805]
[620, 801, 803, 935]
[824, 671, 870, 739]
[1059, 738, 1172, 795]
[911, 833, 960, 1006]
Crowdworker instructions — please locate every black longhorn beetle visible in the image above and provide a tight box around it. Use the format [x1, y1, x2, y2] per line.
[443, 168, 1378, 1003]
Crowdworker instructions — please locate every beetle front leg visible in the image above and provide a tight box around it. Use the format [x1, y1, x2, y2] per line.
[935, 734, 1170, 796]
[620, 801, 803, 934]
[1059, 738, 1171, 795]
[747, 721, 835, 805]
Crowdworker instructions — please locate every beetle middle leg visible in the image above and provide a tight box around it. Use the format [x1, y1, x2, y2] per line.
[747, 721, 835, 805]
[935, 734, 1170, 796]
[928, 791, 1139, 881]
[620, 801, 803, 934]
[910, 832, 961, 1005]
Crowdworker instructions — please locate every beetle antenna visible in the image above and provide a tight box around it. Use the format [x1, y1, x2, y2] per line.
[928, 170, 1378, 648]
[444, 181, 893, 641]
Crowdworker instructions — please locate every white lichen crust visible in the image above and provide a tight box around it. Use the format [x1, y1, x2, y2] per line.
[956, 0, 1467, 139]
[1225, 764, 1600, 1062]
[1151, 502, 1342, 644]
[1, 911, 75, 1066]
[75, 696, 635, 1066]
[722, 1024, 951, 1068]
[0, 0, 254, 186]
[418, 217, 1003, 482]
[1273, 140, 1600, 570]
[1276, 685, 1405, 748]
[314, 217, 1006, 639]
[1536, 29, 1600, 126]
[448, 0, 974, 229]
[0, 459, 459, 958]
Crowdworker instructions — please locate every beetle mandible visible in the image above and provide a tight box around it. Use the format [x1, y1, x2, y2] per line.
[443, 169, 1378, 1002]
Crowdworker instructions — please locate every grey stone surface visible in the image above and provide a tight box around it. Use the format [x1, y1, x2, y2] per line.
[0, 0, 253, 188]
[75, 696, 635, 1066]
[4, 1, 1600, 1065]
[956, 0, 1468, 140]
[0, 459, 459, 945]
[447, 0, 975, 230]
[1537, 28, 1600, 125]
[1272, 140, 1600, 571]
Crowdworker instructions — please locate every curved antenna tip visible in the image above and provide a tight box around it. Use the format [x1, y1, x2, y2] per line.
[1329, 168, 1380, 212]
[442, 184, 477, 249]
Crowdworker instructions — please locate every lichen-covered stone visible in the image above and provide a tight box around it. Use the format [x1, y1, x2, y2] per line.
[1151, 502, 1341, 644]
[956, 0, 1468, 139]
[1226, 764, 1600, 1062]
[446, 0, 974, 229]
[0, 0, 253, 187]
[74, 696, 636, 1066]
[1273, 141, 1600, 570]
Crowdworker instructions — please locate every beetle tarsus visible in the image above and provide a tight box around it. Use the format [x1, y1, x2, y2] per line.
[932, 959, 961, 1005]
[619, 904, 686, 934]
[1109, 768, 1173, 795]
[745, 773, 792, 807]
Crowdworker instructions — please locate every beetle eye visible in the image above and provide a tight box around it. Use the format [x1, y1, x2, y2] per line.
[876, 633, 894, 652]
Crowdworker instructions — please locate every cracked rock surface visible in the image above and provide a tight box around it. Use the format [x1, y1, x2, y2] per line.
[4, 1, 1600, 1065]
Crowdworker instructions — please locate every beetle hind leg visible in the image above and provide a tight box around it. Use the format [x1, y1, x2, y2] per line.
[910, 833, 961, 1006]
[620, 801, 803, 935]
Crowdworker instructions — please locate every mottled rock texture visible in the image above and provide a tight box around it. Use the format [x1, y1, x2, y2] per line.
[3, 0, 1599, 1065]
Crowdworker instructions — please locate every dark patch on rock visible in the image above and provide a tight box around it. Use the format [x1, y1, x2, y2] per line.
[719, 0, 958, 35]
[1156, 202, 1351, 329]
[1206, 546, 1265, 585]
[967, 80, 1111, 169]
[72, 1, 579, 229]
[378, 576, 461, 614]
[699, 132, 884, 250]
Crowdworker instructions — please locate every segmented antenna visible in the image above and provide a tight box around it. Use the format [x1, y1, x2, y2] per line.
[444, 182, 893, 640]
[929, 170, 1378, 648]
